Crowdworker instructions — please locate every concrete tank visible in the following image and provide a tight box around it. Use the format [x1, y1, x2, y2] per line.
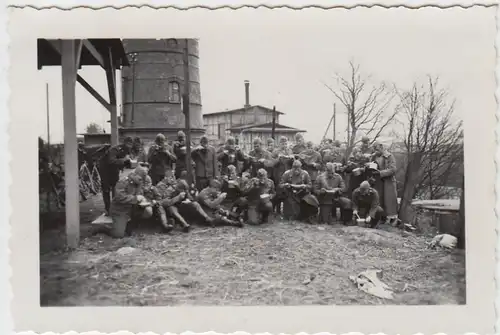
[119, 38, 205, 147]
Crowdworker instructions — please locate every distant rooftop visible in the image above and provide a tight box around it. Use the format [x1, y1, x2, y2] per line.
[204, 105, 284, 117]
[229, 122, 305, 133]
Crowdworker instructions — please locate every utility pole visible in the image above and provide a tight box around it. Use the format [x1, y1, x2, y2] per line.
[46, 83, 51, 152]
[182, 39, 193, 185]
[271, 106, 277, 140]
[45, 83, 51, 214]
[333, 103, 336, 141]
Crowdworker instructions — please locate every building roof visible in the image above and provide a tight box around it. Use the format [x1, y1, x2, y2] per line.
[203, 105, 284, 117]
[79, 133, 110, 136]
[37, 38, 130, 69]
[229, 122, 305, 133]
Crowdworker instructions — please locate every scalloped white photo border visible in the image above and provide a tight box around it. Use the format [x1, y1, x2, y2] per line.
[2, 1, 498, 334]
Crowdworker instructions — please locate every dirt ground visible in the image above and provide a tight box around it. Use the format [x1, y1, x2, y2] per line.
[40, 195, 466, 306]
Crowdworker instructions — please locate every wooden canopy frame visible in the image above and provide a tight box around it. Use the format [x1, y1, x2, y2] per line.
[38, 39, 129, 248]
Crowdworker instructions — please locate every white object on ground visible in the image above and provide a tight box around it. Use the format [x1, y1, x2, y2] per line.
[92, 213, 113, 225]
[349, 269, 394, 300]
[116, 247, 139, 256]
[429, 233, 457, 249]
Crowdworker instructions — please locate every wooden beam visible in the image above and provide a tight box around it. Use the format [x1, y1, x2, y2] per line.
[75, 39, 83, 69]
[76, 75, 112, 112]
[82, 39, 106, 68]
[105, 47, 118, 145]
[61, 40, 80, 248]
[105, 47, 117, 104]
[47, 39, 113, 113]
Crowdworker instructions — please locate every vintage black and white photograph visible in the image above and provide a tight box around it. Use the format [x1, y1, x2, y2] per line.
[8, 5, 496, 332]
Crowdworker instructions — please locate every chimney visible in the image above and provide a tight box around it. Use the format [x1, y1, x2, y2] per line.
[244, 80, 250, 108]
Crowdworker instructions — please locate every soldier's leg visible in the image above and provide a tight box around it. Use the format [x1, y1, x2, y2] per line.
[370, 206, 386, 228]
[189, 201, 213, 224]
[337, 197, 354, 225]
[166, 205, 190, 232]
[247, 205, 260, 225]
[318, 204, 333, 224]
[101, 178, 112, 214]
[259, 200, 273, 223]
[110, 207, 133, 238]
[282, 196, 295, 220]
[156, 205, 174, 232]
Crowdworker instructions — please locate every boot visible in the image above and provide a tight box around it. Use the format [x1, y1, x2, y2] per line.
[261, 212, 270, 224]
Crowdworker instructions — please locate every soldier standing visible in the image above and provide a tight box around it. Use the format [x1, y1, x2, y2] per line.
[172, 131, 192, 179]
[371, 141, 399, 224]
[98, 136, 133, 215]
[147, 133, 177, 185]
[191, 135, 219, 191]
[131, 137, 147, 165]
[246, 138, 273, 177]
[345, 136, 374, 197]
[217, 136, 246, 176]
[297, 141, 323, 184]
[291, 133, 306, 154]
[269, 136, 294, 214]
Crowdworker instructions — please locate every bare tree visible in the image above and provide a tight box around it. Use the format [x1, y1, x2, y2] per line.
[85, 122, 103, 134]
[396, 76, 463, 223]
[324, 61, 397, 156]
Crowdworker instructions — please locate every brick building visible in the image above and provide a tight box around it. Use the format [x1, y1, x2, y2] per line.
[203, 81, 305, 152]
[119, 39, 205, 150]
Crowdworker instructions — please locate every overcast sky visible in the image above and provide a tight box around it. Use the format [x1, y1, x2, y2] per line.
[36, 7, 495, 144]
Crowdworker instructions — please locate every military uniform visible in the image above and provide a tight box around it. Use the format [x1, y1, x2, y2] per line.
[147, 144, 177, 185]
[109, 173, 152, 238]
[280, 169, 318, 221]
[154, 179, 208, 231]
[269, 146, 294, 213]
[99, 144, 132, 214]
[292, 142, 306, 155]
[173, 139, 193, 179]
[244, 177, 276, 225]
[191, 145, 219, 191]
[298, 148, 323, 182]
[217, 146, 246, 176]
[314, 171, 352, 224]
[197, 186, 242, 227]
[351, 186, 385, 227]
[221, 174, 250, 216]
[345, 144, 375, 197]
[246, 149, 273, 177]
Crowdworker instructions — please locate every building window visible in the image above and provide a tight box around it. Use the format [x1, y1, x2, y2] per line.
[167, 38, 178, 48]
[168, 81, 180, 103]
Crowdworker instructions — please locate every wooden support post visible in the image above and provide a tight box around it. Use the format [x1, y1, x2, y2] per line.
[182, 39, 193, 185]
[105, 47, 118, 146]
[61, 40, 79, 248]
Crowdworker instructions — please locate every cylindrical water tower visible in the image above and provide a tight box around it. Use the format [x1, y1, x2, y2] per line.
[119, 39, 205, 147]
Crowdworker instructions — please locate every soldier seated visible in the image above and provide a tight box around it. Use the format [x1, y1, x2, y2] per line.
[197, 179, 244, 227]
[221, 165, 249, 221]
[244, 168, 276, 225]
[314, 162, 353, 225]
[280, 160, 319, 223]
[351, 181, 386, 228]
[155, 177, 193, 232]
[97, 166, 155, 238]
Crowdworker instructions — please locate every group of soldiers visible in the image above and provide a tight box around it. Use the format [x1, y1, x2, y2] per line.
[94, 131, 399, 238]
